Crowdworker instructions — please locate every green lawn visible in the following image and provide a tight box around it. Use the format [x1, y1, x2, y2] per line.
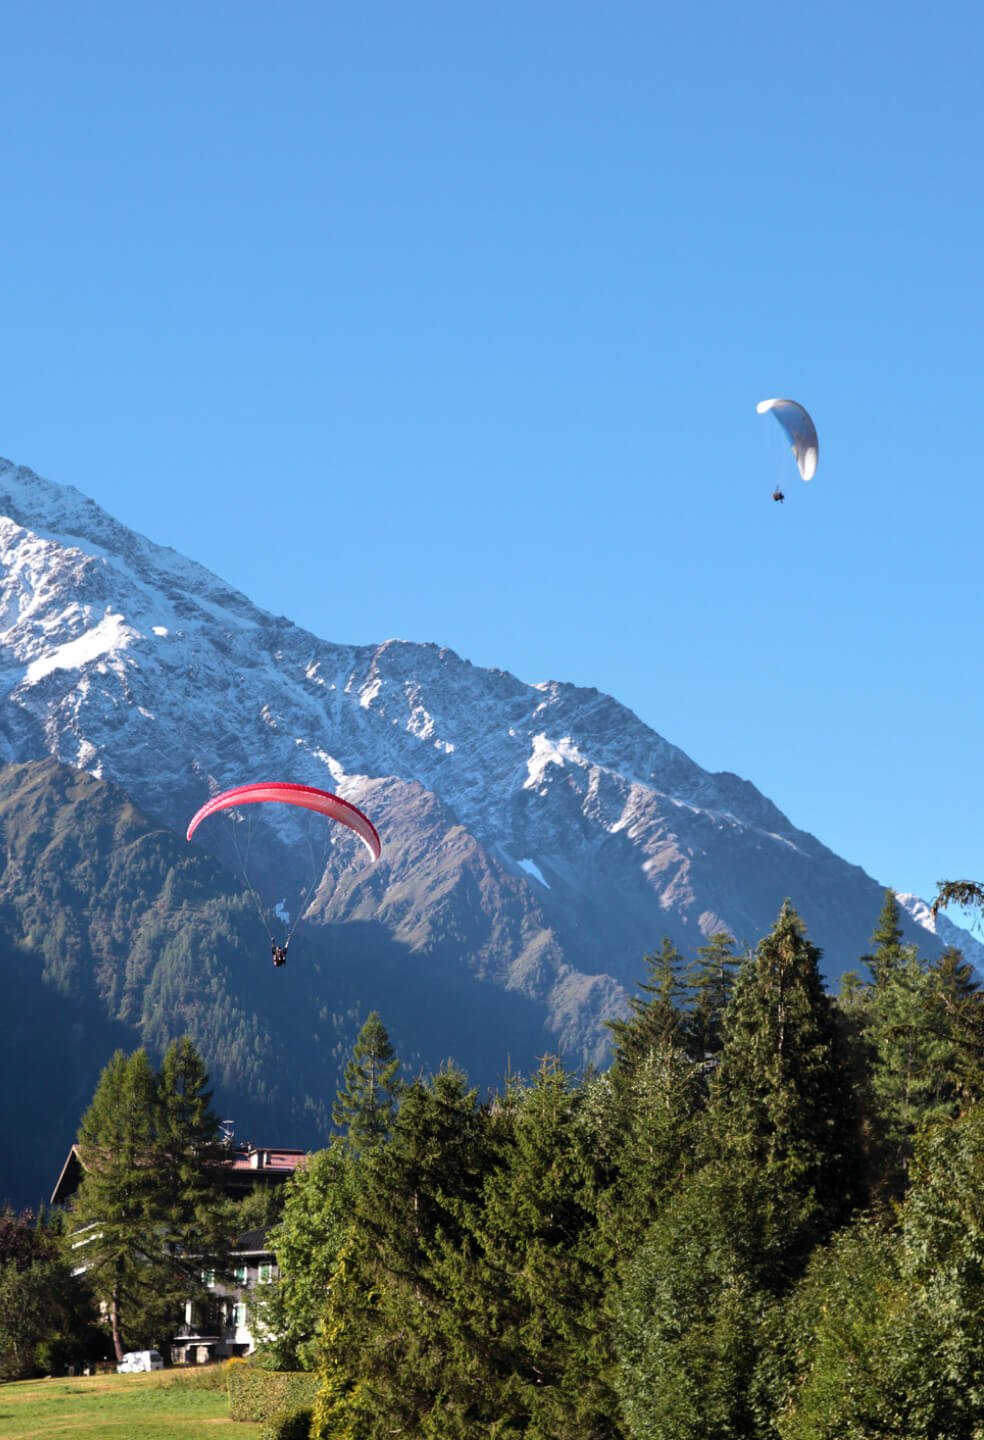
[0, 1368, 265, 1439]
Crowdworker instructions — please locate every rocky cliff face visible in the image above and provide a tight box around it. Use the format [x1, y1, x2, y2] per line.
[0, 455, 973, 1068]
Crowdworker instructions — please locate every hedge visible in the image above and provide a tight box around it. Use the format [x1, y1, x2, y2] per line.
[228, 1364, 318, 1423]
[260, 1407, 314, 1440]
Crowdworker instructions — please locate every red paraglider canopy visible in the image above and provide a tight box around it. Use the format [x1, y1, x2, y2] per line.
[186, 782, 381, 862]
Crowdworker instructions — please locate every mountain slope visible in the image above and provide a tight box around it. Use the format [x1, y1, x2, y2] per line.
[0, 756, 561, 1207]
[0, 453, 974, 1084]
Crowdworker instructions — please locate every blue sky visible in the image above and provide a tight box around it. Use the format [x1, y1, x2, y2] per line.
[1, 2, 982, 913]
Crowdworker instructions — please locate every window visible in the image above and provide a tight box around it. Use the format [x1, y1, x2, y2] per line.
[201, 1269, 215, 1288]
[234, 1303, 247, 1328]
[258, 1262, 273, 1284]
[234, 1265, 248, 1285]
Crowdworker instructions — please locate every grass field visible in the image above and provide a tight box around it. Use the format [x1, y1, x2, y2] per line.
[0, 1368, 266, 1439]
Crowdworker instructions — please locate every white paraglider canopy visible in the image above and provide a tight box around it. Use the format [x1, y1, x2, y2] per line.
[756, 398, 818, 482]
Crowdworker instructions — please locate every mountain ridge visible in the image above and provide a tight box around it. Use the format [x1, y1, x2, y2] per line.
[0, 451, 980, 1080]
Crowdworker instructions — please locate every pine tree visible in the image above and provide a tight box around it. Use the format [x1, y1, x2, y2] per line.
[594, 1040, 703, 1267]
[331, 1011, 402, 1156]
[928, 945, 984, 1105]
[777, 1102, 984, 1439]
[607, 939, 686, 1080]
[861, 887, 908, 988]
[70, 1049, 164, 1359]
[438, 1058, 617, 1439]
[683, 930, 741, 1062]
[615, 906, 865, 1439]
[705, 903, 863, 1269]
[69, 1040, 228, 1360]
[314, 1066, 490, 1438]
[155, 1036, 230, 1321]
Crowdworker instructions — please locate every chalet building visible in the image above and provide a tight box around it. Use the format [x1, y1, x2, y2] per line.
[50, 1137, 308, 1207]
[51, 1131, 307, 1362]
[171, 1226, 279, 1363]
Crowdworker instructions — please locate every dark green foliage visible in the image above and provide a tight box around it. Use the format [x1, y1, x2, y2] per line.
[260, 1407, 315, 1440]
[0, 1208, 97, 1379]
[227, 1362, 317, 1422]
[607, 939, 686, 1078]
[614, 905, 865, 1440]
[927, 944, 984, 1104]
[301, 894, 984, 1438]
[253, 1143, 359, 1370]
[596, 1041, 703, 1251]
[68, 1038, 230, 1359]
[837, 893, 984, 1195]
[704, 904, 864, 1273]
[683, 930, 741, 1061]
[861, 887, 908, 988]
[313, 1066, 498, 1439]
[436, 1058, 618, 1438]
[777, 1102, 984, 1438]
[331, 1011, 402, 1156]
[614, 1164, 771, 1440]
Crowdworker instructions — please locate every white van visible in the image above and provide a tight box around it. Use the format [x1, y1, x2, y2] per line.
[117, 1350, 164, 1373]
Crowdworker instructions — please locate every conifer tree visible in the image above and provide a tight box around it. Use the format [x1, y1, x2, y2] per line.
[155, 1036, 231, 1317]
[861, 887, 908, 988]
[705, 903, 863, 1267]
[928, 945, 984, 1104]
[683, 930, 741, 1061]
[615, 906, 864, 1438]
[70, 1049, 164, 1359]
[607, 939, 686, 1080]
[777, 1102, 984, 1439]
[69, 1040, 228, 1359]
[315, 1066, 490, 1438]
[437, 1058, 617, 1439]
[331, 1011, 402, 1156]
[595, 1040, 704, 1265]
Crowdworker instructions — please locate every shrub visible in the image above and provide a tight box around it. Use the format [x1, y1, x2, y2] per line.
[260, 1407, 314, 1440]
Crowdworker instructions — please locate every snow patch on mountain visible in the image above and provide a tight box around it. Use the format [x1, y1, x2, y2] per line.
[518, 858, 550, 888]
[897, 893, 984, 975]
[23, 612, 135, 684]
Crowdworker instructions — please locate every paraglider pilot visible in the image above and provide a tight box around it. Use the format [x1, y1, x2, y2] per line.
[272, 944, 288, 968]
[772, 488, 785, 503]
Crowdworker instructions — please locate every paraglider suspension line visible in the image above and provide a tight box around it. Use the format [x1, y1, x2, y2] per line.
[230, 809, 278, 949]
[281, 822, 334, 948]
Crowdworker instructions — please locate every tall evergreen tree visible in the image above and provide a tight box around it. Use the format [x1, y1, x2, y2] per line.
[615, 906, 864, 1439]
[861, 887, 908, 988]
[70, 1049, 163, 1360]
[437, 1058, 618, 1439]
[777, 1101, 984, 1439]
[331, 1011, 402, 1156]
[704, 902, 863, 1267]
[315, 1066, 490, 1439]
[683, 930, 741, 1062]
[928, 944, 984, 1105]
[69, 1040, 228, 1359]
[607, 939, 686, 1080]
[155, 1036, 231, 1319]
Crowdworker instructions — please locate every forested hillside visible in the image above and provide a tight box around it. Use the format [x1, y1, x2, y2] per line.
[255, 896, 984, 1440]
[0, 757, 551, 1207]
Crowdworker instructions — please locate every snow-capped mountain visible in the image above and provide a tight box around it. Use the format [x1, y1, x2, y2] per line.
[0, 455, 967, 1064]
[897, 894, 984, 975]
